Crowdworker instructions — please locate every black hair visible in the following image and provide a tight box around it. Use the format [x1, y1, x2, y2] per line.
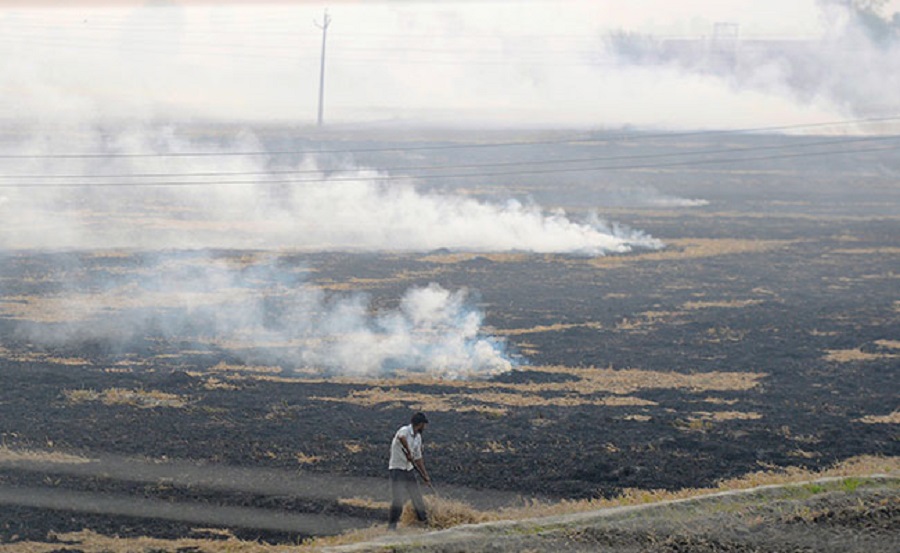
[411, 412, 429, 425]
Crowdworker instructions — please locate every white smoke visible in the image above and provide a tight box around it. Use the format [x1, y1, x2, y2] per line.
[604, 1, 900, 123]
[0, 2, 855, 129]
[0, 127, 664, 254]
[602, 186, 711, 208]
[300, 283, 511, 377]
[9, 256, 512, 378]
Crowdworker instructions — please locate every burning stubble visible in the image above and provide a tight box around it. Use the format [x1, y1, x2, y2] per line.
[0, 127, 666, 254]
[1, 253, 515, 378]
[0, 125, 672, 377]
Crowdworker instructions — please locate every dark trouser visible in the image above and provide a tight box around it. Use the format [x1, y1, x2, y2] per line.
[388, 468, 427, 526]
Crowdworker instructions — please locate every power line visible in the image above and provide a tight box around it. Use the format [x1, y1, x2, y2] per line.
[0, 34, 610, 65]
[0, 35, 319, 62]
[2, 31, 324, 51]
[0, 20, 823, 41]
[0, 36, 615, 67]
[0, 142, 895, 189]
[2, 134, 897, 181]
[1, 116, 898, 161]
[0, 29, 610, 54]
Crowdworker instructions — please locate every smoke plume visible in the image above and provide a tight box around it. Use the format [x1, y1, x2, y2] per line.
[8, 254, 512, 378]
[605, 1, 900, 122]
[0, 126, 667, 378]
[0, 1, 867, 129]
[0, 127, 664, 254]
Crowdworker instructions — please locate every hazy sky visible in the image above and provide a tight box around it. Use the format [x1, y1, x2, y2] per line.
[1, 1, 897, 127]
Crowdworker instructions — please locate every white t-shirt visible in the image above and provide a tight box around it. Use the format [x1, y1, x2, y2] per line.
[389, 424, 423, 471]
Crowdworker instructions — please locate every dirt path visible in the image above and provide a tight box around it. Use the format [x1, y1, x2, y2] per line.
[0, 449, 519, 506]
[325, 476, 900, 553]
[0, 449, 521, 538]
[0, 484, 363, 535]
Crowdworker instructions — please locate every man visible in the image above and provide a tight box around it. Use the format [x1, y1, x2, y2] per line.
[387, 412, 431, 529]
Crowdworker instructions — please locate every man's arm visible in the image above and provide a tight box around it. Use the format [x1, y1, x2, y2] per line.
[398, 435, 414, 463]
[414, 458, 430, 484]
[399, 435, 430, 484]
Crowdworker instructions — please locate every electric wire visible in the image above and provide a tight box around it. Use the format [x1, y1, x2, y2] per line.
[0, 142, 895, 189]
[1, 116, 898, 161]
[0, 18, 820, 41]
[0, 35, 611, 66]
[0, 29, 608, 54]
[1, 133, 898, 182]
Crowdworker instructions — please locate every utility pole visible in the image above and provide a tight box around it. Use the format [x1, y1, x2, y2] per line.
[315, 9, 331, 127]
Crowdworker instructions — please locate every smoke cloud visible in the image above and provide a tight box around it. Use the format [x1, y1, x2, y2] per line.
[8, 255, 512, 378]
[1, 1, 886, 129]
[14, 1, 894, 379]
[605, 1, 900, 123]
[0, 127, 664, 254]
[0, 125, 664, 378]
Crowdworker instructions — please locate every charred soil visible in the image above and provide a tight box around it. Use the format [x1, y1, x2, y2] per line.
[0, 131, 897, 545]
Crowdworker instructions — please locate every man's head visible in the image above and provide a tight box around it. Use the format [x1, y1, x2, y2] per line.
[411, 412, 428, 433]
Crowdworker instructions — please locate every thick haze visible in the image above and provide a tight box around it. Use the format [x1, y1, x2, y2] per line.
[2, 0, 898, 127]
[2, 0, 898, 377]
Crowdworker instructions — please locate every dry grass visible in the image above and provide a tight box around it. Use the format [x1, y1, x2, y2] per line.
[0, 347, 81, 365]
[63, 388, 187, 409]
[211, 361, 285, 374]
[683, 299, 763, 310]
[338, 497, 391, 510]
[313, 386, 657, 413]
[856, 410, 900, 424]
[491, 321, 603, 336]
[824, 348, 898, 363]
[317, 270, 443, 291]
[519, 366, 766, 394]
[691, 411, 763, 422]
[46, 356, 92, 366]
[614, 310, 685, 331]
[297, 526, 392, 550]
[201, 376, 240, 391]
[702, 397, 740, 405]
[196, 336, 324, 352]
[294, 452, 324, 465]
[313, 388, 509, 416]
[0, 286, 256, 323]
[313, 366, 764, 415]
[418, 252, 533, 264]
[587, 239, 796, 268]
[400, 496, 493, 529]
[453, 391, 657, 409]
[514, 341, 541, 356]
[481, 440, 517, 454]
[0, 446, 94, 465]
[0, 529, 296, 553]
[0, 349, 94, 367]
[343, 442, 365, 454]
[830, 247, 900, 255]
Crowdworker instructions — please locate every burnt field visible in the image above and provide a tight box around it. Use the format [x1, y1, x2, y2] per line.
[0, 130, 897, 545]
